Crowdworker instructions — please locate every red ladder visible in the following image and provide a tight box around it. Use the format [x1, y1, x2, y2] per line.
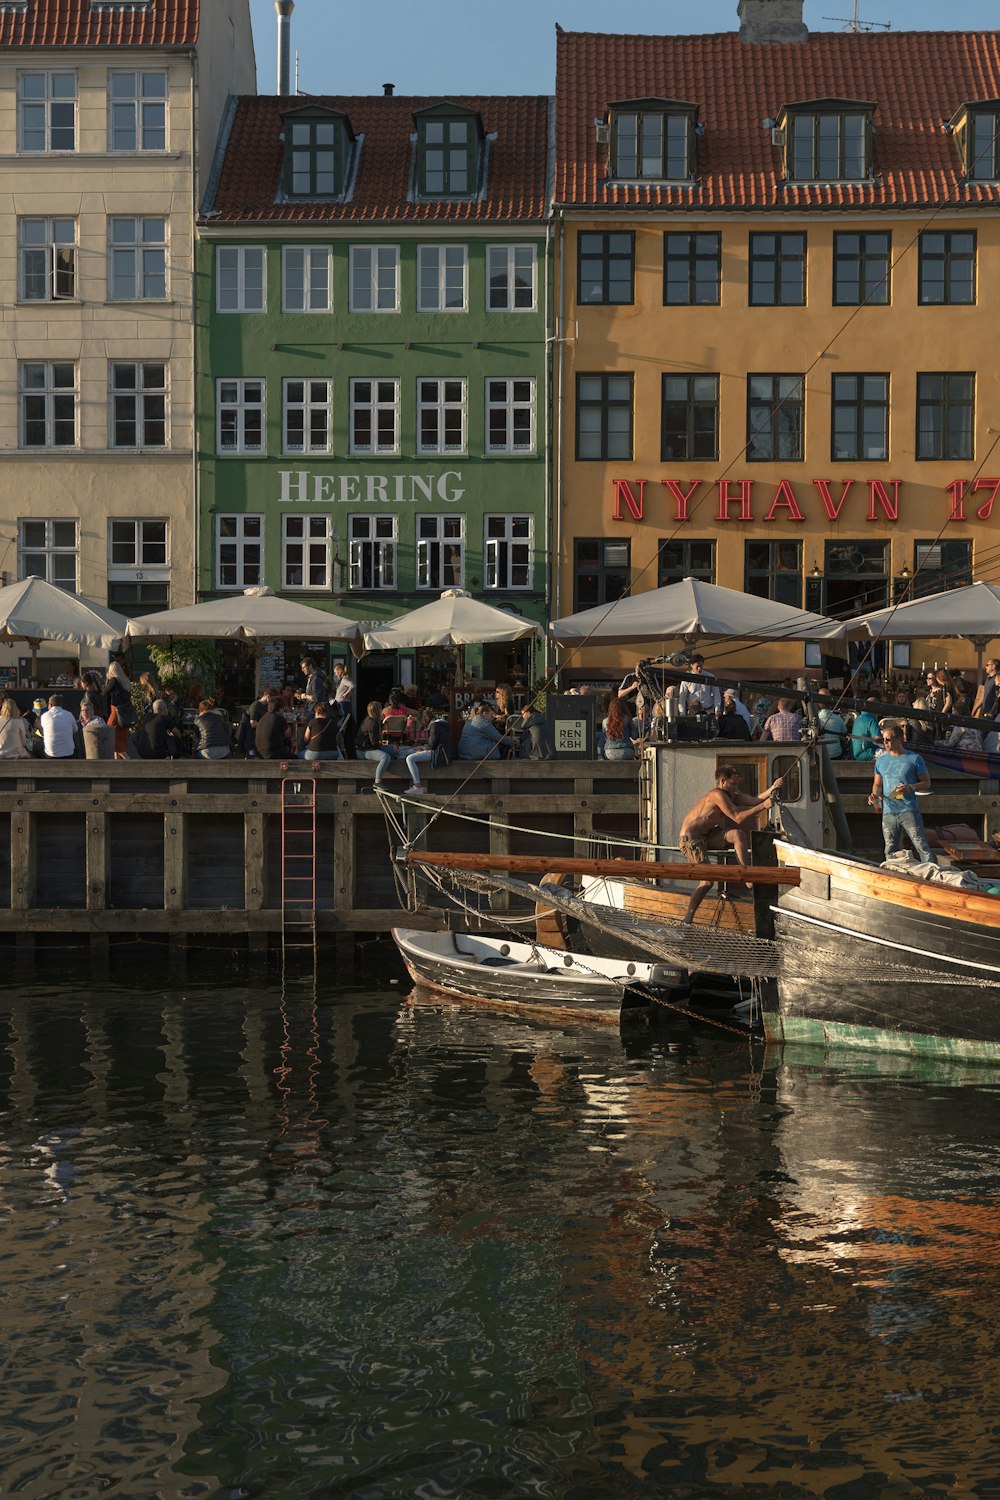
[280, 774, 317, 952]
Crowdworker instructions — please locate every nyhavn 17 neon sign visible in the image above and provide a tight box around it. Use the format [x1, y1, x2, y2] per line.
[610, 478, 1000, 523]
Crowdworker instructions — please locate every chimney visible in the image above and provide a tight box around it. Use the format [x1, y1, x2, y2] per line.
[383, 82, 395, 96]
[275, 0, 294, 95]
[738, 0, 808, 43]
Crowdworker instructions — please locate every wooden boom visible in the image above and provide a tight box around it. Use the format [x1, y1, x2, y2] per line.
[406, 852, 800, 886]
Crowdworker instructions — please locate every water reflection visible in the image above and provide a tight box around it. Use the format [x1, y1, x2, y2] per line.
[0, 955, 999, 1497]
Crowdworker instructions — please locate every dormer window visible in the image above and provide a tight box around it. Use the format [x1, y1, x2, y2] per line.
[282, 106, 353, 200]
[609, 100, 697, 182]
[415, 103, 483, 199]
[950, 103, 1000, 182]
[778, 101, 873, 183]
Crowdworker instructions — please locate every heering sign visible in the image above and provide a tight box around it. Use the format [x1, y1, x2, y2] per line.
[280, 471, 465, 505]
[610, 477, 1000, 523]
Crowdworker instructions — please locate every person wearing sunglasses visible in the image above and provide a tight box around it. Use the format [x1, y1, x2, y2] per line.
[868, 722, 936, 864]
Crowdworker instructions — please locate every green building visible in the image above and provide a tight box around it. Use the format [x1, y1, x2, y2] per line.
[197, 91, 551, 699]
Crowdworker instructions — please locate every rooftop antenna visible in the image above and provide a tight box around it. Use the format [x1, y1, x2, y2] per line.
[295, 50, 300, 95]
[823, 0, 891, 29]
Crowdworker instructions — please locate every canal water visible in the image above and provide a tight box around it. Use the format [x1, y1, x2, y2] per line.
[2, 946, 1000, 1499]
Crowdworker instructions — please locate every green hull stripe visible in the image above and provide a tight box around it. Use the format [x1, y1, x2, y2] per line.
[763, 1011, 1000, 1065]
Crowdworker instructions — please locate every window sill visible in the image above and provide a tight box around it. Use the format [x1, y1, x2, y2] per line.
[13, 447, 191, 459]
[7, 151, 183, 162]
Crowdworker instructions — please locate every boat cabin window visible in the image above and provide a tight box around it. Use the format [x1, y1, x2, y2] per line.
[771, 754, 802, 804]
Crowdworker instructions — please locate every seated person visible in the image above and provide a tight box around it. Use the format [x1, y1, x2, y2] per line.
[718, 691, 752, 741]
[519, 702, 554, 760]
[357, 701, 396, 790]
[302, 702, 343, 762]
[458, 702, 509, 761]
[193, 698, 232, 759]
[761, 697, 802, 742]
[130, 698, 183, 759]
[254, 695, 291, 759]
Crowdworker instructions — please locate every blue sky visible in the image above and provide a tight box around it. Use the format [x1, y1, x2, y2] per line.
[248, 0, 1000, 97]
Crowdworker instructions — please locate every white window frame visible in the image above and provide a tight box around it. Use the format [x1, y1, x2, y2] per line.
[349, 244, 400, 313]
[348, 514, 397, 591]
[485, 377, 537, 454]
[18, 518, 79, 591]
[217, 378, 265, 455]
[350, 378, 399, 455]
[18, 216, 77, 302]
[216, 514, 264, 591]
[17, 71, 77, 154]
[19, 362, 78, 449]
[107, 70, 168, 153]
[282, 245, 333, 313]
[486, 244, 537, 311]
[282, 514, 332, 591]
[107, 519, 169, 583]
[109, 361, 169, 450]
[416, 377, 467, 455]
[416, 514, 465, 591]
[417, 244, 468, 312]
[108, 216, 168, 301]
[283, 377, 332, 455]
[216, 246, 267, 314]
[485, 514, 533, 591]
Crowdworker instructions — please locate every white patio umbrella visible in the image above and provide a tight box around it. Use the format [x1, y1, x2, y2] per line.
[0, 576, 128, 678]
[362, 590, 543, 684]
[549, 577, 847, 649]
[850, 579, 1000, 678]
[123, 586, 362, 646]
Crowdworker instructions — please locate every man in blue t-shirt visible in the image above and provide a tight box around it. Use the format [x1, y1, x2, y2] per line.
[868, 721, 936, 863]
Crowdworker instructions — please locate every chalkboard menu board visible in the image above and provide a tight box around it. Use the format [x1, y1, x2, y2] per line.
[257, 641, 285, 690]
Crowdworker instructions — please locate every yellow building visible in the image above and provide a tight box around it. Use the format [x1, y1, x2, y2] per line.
[552, 4, 1000, 679]
[0, 0, 255, 682]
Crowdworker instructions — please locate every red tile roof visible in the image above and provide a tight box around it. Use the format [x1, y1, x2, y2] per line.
[0, 0, 199, 49]
[208, 95, 551, 224]
[555, 28, 1000, 209]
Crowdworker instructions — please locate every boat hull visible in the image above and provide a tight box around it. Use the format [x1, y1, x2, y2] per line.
[768, 843, 1000, 1062]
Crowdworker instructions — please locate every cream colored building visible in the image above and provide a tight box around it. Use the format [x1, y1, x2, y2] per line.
[0, 0, 255, 679]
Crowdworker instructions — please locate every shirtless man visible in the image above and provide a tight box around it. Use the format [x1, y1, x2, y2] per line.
[678, 765, 783, 923]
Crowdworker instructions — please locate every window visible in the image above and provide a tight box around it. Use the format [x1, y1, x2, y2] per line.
[417, 515, 464, 590]
[18, 72, 76, 152]
[108, 580, 168, 614]
[18, 519, 77, 591]
[487, 245, 536, 310]
[745, 541, 802, 606]
[108, 71, 167, 152]
[416, 108, 480, 198]
[217, 379, 265, 454]
[417, 245, 467, 312]
[485, 378, 535, 453]
[661, 375, 719, 461]
[349, 515, 396, 590]
[663, 232, 720, 305]
[417, 378, 466, 454]
[918, 231, 976, 305]
[833, 231, 890, 306]
[283, 515, 331, 590]
[952, 107, 1000, 182]
[749, 233, 806, 306]
[350, 378, 398, 454]
[110, 362, 167, 448]
[576, 374, 633, 461]
[787, 109, 869, 181]
[284, 109, 349, 197]
[20, 362, 76, 448]
[747, 375, 804, 462]
[916, 373, 974, 461]
[216, 515, 263, 590]
[216, 246, 266, 313]
[831, 374, 888, 461]
[108, 217, 167, 301]
[283, 378, 332, 454]
[573, 539, 630, 612]
[912, 539, 973, 597]
[657, 539, 715, 587]
[282, 246, 332, 312]
[349, 245, 399, 312]
[578, 232, 634, 305]
[814, 541, 889, 617]
[18, 217, 76, 301]
[611, 102, 695, 180]
[108, 519, 167, 575]
[485, 515, 532, 590]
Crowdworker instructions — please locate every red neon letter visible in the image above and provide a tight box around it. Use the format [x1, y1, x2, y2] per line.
[867, 479, 900, 522]
[973, 478, 1000, 520]
[661, 479, 700, 522]
[763, 480, 805, 523]
[813, 479, 854, 520]
[717, 480, 753, 522]
[946, 479, 966, 521]
[612, 478, 645, 521]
